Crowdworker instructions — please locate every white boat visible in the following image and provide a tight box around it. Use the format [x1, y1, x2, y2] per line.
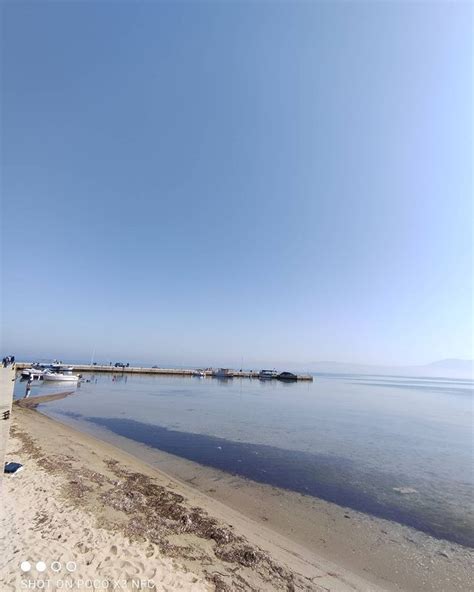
[51, 364, 74, 373]
[43, 371, 80, 382]
[212, 368, 234, 378]
[192, 370, 206, 377]
[21, 362, 74, 377]
[259, 369, 278, 380]
[20, 368, 45, 380]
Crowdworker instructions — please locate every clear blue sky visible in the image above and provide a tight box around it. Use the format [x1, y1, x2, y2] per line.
[1, 1, 472, 367]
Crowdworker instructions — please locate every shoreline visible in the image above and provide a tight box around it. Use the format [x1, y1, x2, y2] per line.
[42, 406, 472, 548]
[2, 402, 473, 591]
[37, 406, 474, 591]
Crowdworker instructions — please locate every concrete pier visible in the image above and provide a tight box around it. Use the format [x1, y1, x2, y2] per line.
[0, 365, 16, 485]
[15, 363, 314, 381]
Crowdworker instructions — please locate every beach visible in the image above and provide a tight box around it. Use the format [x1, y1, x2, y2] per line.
[1, 398, 472, 592]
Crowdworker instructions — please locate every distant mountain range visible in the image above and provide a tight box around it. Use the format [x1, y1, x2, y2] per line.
[426, 358, 474, 371]
[304, 359, 474, 379]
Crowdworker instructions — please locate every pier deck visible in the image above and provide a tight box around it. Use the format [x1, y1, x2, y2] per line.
[15, 363, 313, 381]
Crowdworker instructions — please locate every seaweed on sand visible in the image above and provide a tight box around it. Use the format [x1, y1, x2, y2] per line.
[11, 416, 315, 591]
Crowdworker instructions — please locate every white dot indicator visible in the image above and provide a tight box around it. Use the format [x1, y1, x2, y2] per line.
[36, 561, 46, 572]
[66, 561, 77, 572]
[51, 561, 61, 572]
[20, 561, 31, 572]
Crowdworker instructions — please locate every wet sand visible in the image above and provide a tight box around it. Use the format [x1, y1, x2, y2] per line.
[1, 400, 472, 591]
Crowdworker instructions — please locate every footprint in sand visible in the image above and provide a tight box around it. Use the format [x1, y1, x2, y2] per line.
[110, 545, 118, 556]
[119, 560, 140, 575]
[144, 568, 157, 579]
[84, 554, 94, 566]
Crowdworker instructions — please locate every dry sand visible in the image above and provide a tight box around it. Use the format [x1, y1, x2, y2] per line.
[1, 399, 472, 592]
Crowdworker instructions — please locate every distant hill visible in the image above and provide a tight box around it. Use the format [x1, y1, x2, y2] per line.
[305, 359, 474, 379]
[427, 359, 474, 372]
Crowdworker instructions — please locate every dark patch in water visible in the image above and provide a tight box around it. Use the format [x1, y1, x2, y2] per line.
[53, 410, 474, 548]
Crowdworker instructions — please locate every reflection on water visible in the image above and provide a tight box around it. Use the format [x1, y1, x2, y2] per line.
[14, 372, 474, 547]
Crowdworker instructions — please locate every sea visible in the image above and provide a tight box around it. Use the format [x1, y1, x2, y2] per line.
[14, 371, 474, 548]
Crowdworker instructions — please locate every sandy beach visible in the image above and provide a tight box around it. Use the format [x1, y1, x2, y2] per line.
[1, 398, 472, 592]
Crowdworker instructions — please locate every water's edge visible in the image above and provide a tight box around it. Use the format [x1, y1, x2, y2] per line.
[45, 407, 474, 548]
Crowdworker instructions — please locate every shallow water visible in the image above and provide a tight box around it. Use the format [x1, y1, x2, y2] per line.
[14, 372, 474, 547]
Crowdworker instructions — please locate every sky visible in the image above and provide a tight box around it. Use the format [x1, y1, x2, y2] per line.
[1, 1, 472, 368]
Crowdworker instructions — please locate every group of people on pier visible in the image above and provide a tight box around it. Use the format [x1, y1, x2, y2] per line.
[2, 355, 15, 368]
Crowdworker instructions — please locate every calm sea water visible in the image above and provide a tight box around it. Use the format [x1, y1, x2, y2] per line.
[14, 372, 474, 547]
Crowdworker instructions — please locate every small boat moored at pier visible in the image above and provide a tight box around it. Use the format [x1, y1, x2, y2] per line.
[259, 369, 278, 380]
[21, 362, 74, 378]
[212, 368, 234, 378]
[276, 371, 298, 382]
[51, 364, 74, 373]
[43, 371, 80, 382]
[20, 368, 45, 380]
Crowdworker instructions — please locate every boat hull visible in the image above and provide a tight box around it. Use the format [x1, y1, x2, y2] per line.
[43, 373, 79, 382]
